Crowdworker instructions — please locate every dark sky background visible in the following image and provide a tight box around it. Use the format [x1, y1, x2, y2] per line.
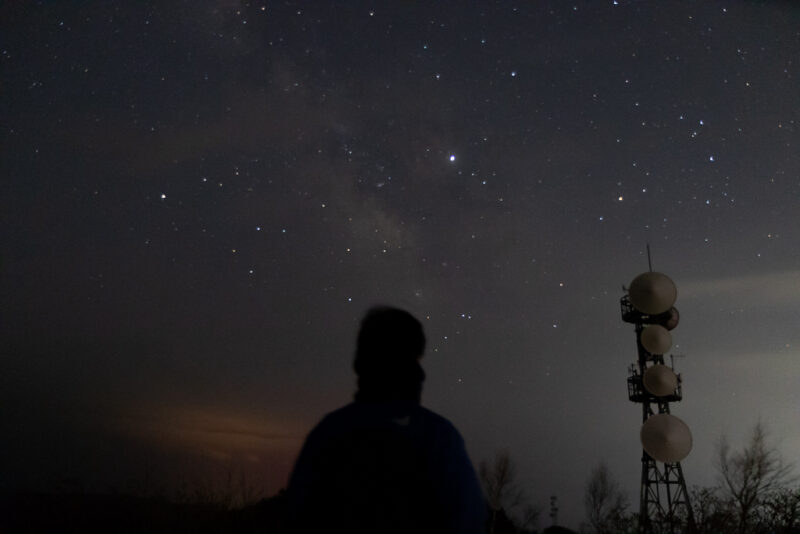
[2, 0, 800, 528]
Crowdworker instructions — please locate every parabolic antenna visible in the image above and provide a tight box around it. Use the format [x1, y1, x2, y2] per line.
[628, 272, 677, 315]
[643, 364, 678, 396]
[640, 414, 692, 463]
[657, 306, 680, 331]
[640, 325, 672, 355]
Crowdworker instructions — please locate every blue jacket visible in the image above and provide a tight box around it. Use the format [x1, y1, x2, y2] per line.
[287, 400, 487, 533]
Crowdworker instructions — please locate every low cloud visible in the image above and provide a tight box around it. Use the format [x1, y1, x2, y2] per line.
[679, 270, 800, 308]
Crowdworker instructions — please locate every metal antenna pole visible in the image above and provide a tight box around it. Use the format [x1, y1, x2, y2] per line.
[647, 243, 653, 272]
[621, 277, 696, 534]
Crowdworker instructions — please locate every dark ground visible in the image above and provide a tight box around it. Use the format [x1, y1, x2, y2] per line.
[1, 490, 576, 533]
[0, 490, 287, 533]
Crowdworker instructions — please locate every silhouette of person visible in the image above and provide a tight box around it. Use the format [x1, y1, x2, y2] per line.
[286, 306, 487, 534]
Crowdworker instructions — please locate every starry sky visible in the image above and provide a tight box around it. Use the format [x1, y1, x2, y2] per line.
[2, 0, 800, 528]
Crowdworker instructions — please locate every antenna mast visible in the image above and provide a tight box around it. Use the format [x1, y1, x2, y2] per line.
[621, 263, 696, 534]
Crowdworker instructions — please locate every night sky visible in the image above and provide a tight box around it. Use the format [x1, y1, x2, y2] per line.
[2, 1, 800, 529]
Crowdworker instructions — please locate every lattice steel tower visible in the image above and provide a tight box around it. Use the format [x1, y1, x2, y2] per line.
[621, 268, 696, 534]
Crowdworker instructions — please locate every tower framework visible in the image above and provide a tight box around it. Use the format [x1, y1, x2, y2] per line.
[621, 295, 696, 534]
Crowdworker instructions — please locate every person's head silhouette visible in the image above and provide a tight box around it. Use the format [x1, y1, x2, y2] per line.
[353, 306, 426, 403]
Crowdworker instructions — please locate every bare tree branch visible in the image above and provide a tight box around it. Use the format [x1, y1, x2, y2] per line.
[583, 461, 629, 534]
[716, 422, 795, 534]
[480, 451, 537, 533]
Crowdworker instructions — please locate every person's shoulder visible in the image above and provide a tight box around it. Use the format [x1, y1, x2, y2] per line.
[320, 402, 359, 420]
[311, 402, 360, 430]
[414, 405, 451, 424]
[311, 402, 462, 441]
[414, 406, 462, 437]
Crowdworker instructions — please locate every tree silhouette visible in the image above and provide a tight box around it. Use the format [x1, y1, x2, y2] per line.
[582, 462, 631, 534]
[717, 422, 794, 534]
[479, 451, 538, 534]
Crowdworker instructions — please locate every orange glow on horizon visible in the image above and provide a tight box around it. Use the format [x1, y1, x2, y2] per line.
[105, 403, 309, 497]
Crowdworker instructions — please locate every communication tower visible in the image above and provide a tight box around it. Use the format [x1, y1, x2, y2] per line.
[621, 268, 696, 534]
[549, 495, 558, 526]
